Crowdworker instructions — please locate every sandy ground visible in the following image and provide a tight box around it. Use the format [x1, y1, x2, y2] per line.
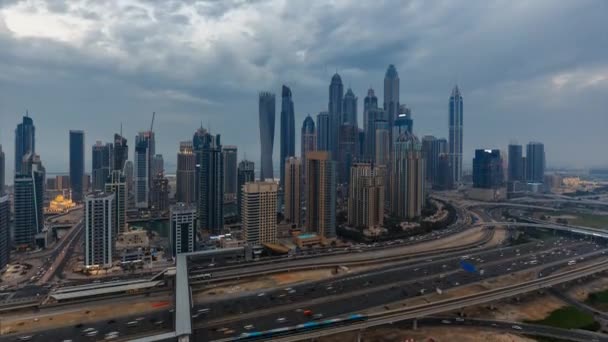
[567, 275, 608, 302]
[319, 326, 537, 342]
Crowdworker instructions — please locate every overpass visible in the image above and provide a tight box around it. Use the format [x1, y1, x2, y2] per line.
[473, 221, 608, 238]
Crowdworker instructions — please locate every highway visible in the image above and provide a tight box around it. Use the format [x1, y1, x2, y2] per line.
[196, 237, 607, 341]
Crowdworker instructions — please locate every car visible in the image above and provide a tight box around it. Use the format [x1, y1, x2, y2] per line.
[455, 317, 465, 322]
[154, 320, 164, 326]
[276, 317, 287, 323]
[441, 320, 451, 324]
[17, 337, 33, 342]
[126, 321, 138, 327]
[512, 325, 523, 330]
[82, 328, 95, 333]
[288, 290, 296, 294]
[85, 331, 98, 337]
[216, 327, 228, 332]
[198, 308, 210, 313]
[135, 317, 145, 321]
[303, 310, 313, 316]
[224, 329, 235, 335]
[244, 325, 254, 330]
[257, 292, 266, 297]
[313, 313, 324, 320]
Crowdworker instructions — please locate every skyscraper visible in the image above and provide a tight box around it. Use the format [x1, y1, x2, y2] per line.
[421, 136, 447, 185]
[193, 126, 207, 204]
[84, 192, 114, 268]
[113, 133, 128, 172]
[170, 203, 197, 257]
[374, 119, 390, 166]
[176, 141, 196, 204]
[328, 73, 344, 160]
[348, 163, 385, 229]
[134, 132, 153, 208]
[280, 85, 296, 188]
[259, 92, 276, 181]
[365, 108, 386, 161]
[526, 142, 546, 183]
[316, 111, 330, 152]
[105, 170, 126, 235]
[69, 130, 85, 202]
[0, 195, 10, 270]
[92, 141, 113, 191]
[384, 65, 400, 155]
[237, 160, 255, 220]
[363, 88, 378, 136]
[284, 157, 302, 227]
[222, 146, 238, 201]
[473, 149, 504, 189]
[394, 105, 413, 136]
[241, 181, 278, 246]
[199, 131, 224, 234]
[338, 124, 360, 184]
[150, 174, 169, 213]
[508, 144, 525, 182]
[305, 151, 336, 239]
[0, 145, 4, 194]
[449, 85, 464, 186]
[391, 132, 425, 220]
[13, 153, 45, 248]
[342, 88, 358, 126]
[15, 115, 35, 175]
[435, 153, 453, 190]
[151, 154, 164, 178]
[301, 115, 316, 181]
[123, 160, 134, 201]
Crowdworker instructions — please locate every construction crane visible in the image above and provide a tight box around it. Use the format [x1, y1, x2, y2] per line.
[150, 112, 155, 132]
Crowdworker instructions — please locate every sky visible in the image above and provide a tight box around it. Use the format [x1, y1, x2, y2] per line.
[0, 0, 607, 182]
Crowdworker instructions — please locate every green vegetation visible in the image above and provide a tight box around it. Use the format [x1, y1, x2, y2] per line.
[585, 289, 608, 311]
[540, 210, 608, 230]
[526, 306, 600, 331]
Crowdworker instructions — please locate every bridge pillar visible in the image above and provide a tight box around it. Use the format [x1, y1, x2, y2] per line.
[412, 318, 418, 330]
[356, 330, 362, 342]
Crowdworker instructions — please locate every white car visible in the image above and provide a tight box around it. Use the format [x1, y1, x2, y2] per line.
[512, 325, 523, 330]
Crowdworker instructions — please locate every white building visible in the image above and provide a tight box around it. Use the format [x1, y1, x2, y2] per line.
[170, 203, 197, 257]
[241, 182, 278, 246]
[85, 192, 115, 268]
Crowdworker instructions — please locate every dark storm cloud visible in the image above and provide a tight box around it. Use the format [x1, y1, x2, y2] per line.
[0, 0, 607, 181]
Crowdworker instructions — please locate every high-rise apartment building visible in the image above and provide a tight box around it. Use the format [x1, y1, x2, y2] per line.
[328, 73, 344, 161]
[69, 130, 85, 202]
[150, 174, 169, 213]
[422, 136, 448, 184]
[134, 131, 154, 208]
[92, 141, 113, 191]
[176, 141, 196, 204]
[394, 105, 413, 136]
[259, 92, 276, 181]
[338, 124, 360, 184]
[305, 151, 336, 239]
[14, 153, 45, 248]
[363, 88, 378, 150]
[374, 119, 390, 166]
[15, 115, 35, 175]
[348, 163, 385, 229]
[113, 134, 128, 172]
[391, 132, 425, 220]
[199, 131, 224, 234]
[280, 85, 295, 188]
[237, 160, 255, 220]
[284, 157, 302, 227]
[170, 203, 197, 257]
[316, 111, 330, 152]
[526, 142, 545, 183]
[84, 192, 114, 268]
[473, 149, 504, 189]
[0, 145, 4, 194]
[449, 85, 463, 186]
[0, 195, 10, 270]
[301, 115, 316, 181]
[105, 170, 126, 235]
[508, 144, 525, 182]
[342, 88, 358, 126]
[151, 154, 164, 178]
[123, 161, 134, 200]
[222, 146, 238, 201]
[365, 108, 386, 161]
[384, 64, 400, 155]
[241, 181, 278, 246]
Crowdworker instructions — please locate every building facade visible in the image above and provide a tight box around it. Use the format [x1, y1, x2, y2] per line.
[305, 151, 336, 239]
[113, 134, 128, 172]
[150, 175, 169, 213]
[301, 115, 316, 182]
[105, 170, 127, 235]
[338, 124, 360, 184]
[237, 160, 255, 220]
[526, 142, 545, 183]
[134, 133, 152, 208]
[69, 130, 85, 202]
[449, 86, 463, 186]
[473, 149, 504, 189]
[241, 182, 278, 246]
[384, 64, 400, 155]
[508, 144, 525, 182]
[85, 192, 115, 268]
[0, 145, 4, 194]
[176, 141, 196, 204]
[15, 115, 35, 175]
[342, 88, 358, 126]
[365, 108, 386, 162]
[259, 92, 276, 181]
[284, 157, 302, 227]
[348, 163, 385, 229]
[0, 195, 9, 270]
[170, 203, 197, 257]
[92, 141, 113, 191]
[316, 111, 330, 152]
[363, 88, 378, 157]
[391, 132, 425, 220]
[222, 146, 238, 201]
[14, 154, 45, 248]
[329, 73, 344, 161]
[199, 132, 224, 234]
[280, 85, 296, 188]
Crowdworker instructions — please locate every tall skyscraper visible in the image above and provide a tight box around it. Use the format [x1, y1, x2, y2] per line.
[391, 132, 425, 220]
[84, 192, 114, 267]
[151, 154, 164, 178]
[305, 151, 336, 239]
[105, 170, 126, 235]
[13, 153, 45, 248]
[222, 146, 238, 201]
[237, 160, 255, 220]
[348, 163, 385, 229]
[473, 149, 504, 189]
[170, 203, 197, 257]
[316, 111, 330, 152]
[0, 195, 10, 270]
[449, 85, 464, 186]
[15, 115, 35, 175]
[365, 108, 386, 161]
[394, 105, 413, 136]
[526, 142, 545, 183]
[241, 181, 278, 246]
[338, 124, 360, 184]
[422, 136, 447, 185]
[435, 153, 453, 190]
[150, 174, 169, 213]
[176, 141, 196, 204]
[284, 157, 302, 227]
[384, 65, 400, 154]
[193, 126, 207, 204]
[301, 115, 316, 181]
[342, 88, 358, 126]
[363, 88, 378, 134]
[134, 132, 153, 208]
[69, 130, 85, 202]
[113, 133, 128, 172]
[0, 145, 4, 194]
[199, 131, 224, 234]
[259, 92, 276, 181]
[280, 85, 296, 188]
[374, 119, 390, 166]
[508, 144, 525, 182]
[123, 160, 134, 201]
[92, 141, 113, 191]
[328, 73, 344, 160]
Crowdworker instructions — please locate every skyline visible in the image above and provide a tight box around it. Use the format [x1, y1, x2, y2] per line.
[1, 1, 607, 181]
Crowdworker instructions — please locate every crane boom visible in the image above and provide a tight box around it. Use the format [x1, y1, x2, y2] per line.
[150, 112, 155, 132]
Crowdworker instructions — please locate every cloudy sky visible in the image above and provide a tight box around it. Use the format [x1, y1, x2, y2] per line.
[0, 0, 607, 181]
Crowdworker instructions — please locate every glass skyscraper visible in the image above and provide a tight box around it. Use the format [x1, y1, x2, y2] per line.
[69, 130, 85, 202]
[15, 115, 35, 175]
[279, 85, 295, 188]
[328, 73, 343, 161]
[449, 85, 463, 186]
[526, 142, 545, 183]
[473, 149, 503, 189]
[259, 92, 276, 181]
